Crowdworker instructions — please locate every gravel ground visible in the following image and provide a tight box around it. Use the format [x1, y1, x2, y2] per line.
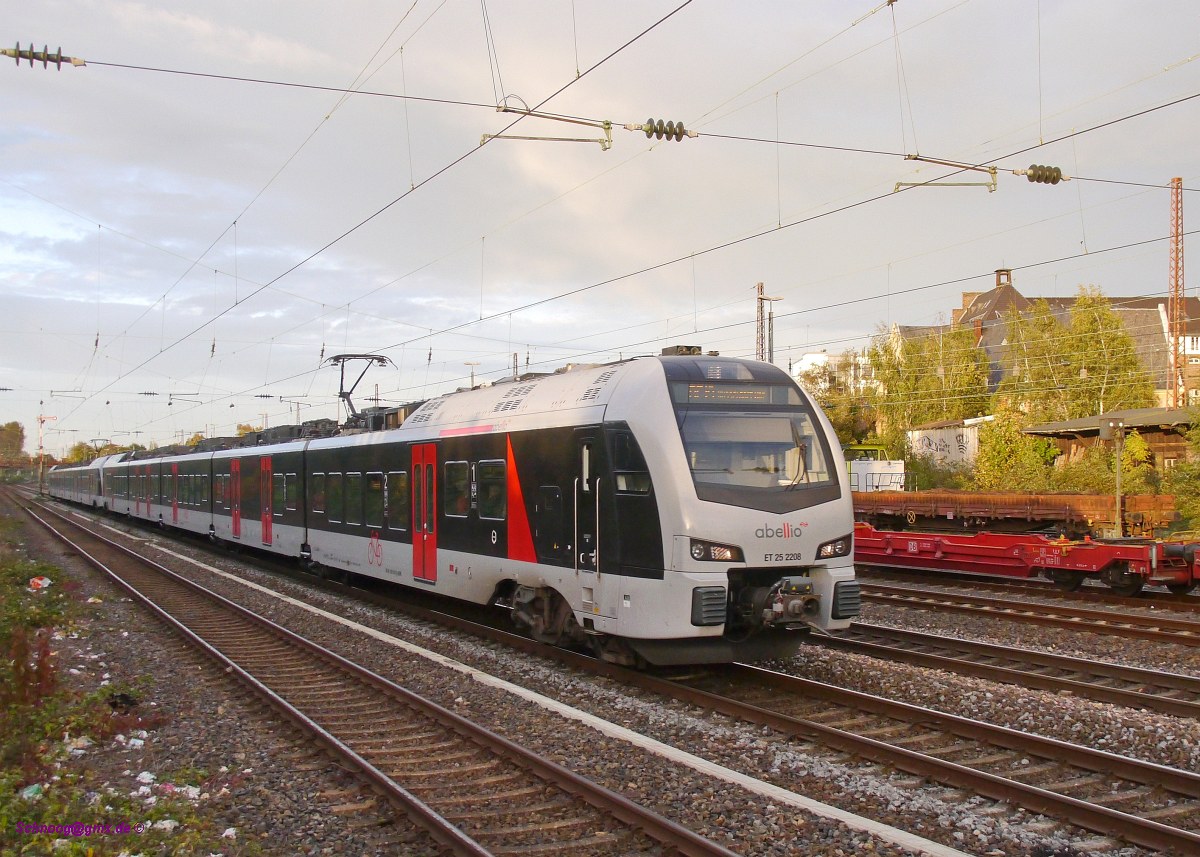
[15, 504, 1192, 857]
[7, 507, 443, 856]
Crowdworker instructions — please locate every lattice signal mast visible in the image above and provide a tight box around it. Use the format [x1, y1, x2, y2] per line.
[755, 282, 782, 363]
[1169, 177, 1185, 408]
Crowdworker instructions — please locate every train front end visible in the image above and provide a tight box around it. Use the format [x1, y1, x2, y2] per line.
[603, 354, 859, 665]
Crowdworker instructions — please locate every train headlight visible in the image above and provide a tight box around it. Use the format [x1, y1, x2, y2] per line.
[689, 539, 744, 563]
[817, 533, 853, 559]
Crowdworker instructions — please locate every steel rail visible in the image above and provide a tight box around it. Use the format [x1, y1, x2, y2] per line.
[815, 622, 1200, 720]
[861, 583, 1200, 646]
[660, 663, 1200, 854]
[28, 491, 1200, 853]
[18, 500, 494, 857]
[860, 567, 1200, 613]
[19, 496, 738, 857]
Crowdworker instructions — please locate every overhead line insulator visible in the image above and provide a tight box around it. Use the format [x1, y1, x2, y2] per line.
[624, 118, 697, 142]
[2, 42, 86, 68]
[1018, 164, 1067, 185]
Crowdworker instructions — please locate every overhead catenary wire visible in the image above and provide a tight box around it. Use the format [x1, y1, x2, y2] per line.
[49, 0, 699, 433]
[14, 6, 1195, 444]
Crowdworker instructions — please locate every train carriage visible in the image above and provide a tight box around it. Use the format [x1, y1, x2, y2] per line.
[211, 442, 306, 554]
[47, 454, 106, 506]
[99, 453, 135, 516]
[44, 351, 861, 666]
[159, 449, 216, 538]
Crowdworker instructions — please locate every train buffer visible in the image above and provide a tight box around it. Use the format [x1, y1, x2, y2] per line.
[852, 522, 1200, 597]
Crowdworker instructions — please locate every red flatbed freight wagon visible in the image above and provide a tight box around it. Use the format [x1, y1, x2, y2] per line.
[853, 522, 1199, 597]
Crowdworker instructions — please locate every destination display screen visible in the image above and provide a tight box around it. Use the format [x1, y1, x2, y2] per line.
[672, 382, 802, 406]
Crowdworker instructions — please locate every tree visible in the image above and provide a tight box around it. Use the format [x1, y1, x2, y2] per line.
[999, 288, 1156, 421]
[0, 422, 27, 465]
[796, 353, 876, 446]
[972, 406, 1057, 491]
[1064, 287, 1155, 417]
[1165, 412, 1200, 530]
[867, 324, 991, 457]
[998, 299, 1073, 422]
[63, 442, 96, 464]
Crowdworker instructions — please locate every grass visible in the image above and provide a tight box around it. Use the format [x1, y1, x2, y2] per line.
[0, 514, 262, 856]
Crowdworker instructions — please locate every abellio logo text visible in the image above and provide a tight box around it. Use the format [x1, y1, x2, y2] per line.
[755, 521, 808, 539]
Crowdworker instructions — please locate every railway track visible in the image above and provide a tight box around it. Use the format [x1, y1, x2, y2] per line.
[17, 495, 737, 857]
[815, 622, 1200, 720]
[860, 567, 1200, 614]
[861, 582, 1200, 646]
[647, 663, 1200, 854]
[28, 492, 1200, 853]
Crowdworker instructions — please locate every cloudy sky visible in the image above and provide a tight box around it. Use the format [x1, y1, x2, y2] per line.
[2, 0, 1198, 456]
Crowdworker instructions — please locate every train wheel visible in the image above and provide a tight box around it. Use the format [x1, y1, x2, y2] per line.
[1108, 579, 1145, 597]
[1102, 562, 1144, 597]
[1167, 582, 1198, 595]
[1048, 569, 1086, 591]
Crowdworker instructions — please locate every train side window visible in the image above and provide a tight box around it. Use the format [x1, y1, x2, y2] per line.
[285, 473, 299, 511]
[199, 474, 209, 507]
[345, 472, 363, 525]
[311, 473, 326, 513]
[272, 474, 286, 517]
[386, 471, 409, 531]
[365, 472, 384, 528]
[327, 473, 343, 523]
[477, 460, 506, 520]
[444, 461, 470, 517]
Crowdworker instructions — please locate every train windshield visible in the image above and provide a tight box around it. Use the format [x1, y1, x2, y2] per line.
[671, 381, 841, 513]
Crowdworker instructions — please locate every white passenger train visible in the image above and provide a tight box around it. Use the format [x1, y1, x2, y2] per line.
[47, 350, 860, 665]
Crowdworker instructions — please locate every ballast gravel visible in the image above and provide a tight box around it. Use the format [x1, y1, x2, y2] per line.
[17, 508, 1189, 857]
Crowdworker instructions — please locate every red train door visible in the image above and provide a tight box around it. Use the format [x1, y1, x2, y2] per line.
[412, 444, 437, 583]
[171, 462, 179, 525]
[231, 458, 242, 539]
[260, 456, 273, 545]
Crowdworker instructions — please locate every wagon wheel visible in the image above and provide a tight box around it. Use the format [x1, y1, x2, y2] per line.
[1108, 578, 1145, 597]
[1047, 569, 1086, 592]
[1166, 581, 1198, 596]
[1104, 562, 1144, 598]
